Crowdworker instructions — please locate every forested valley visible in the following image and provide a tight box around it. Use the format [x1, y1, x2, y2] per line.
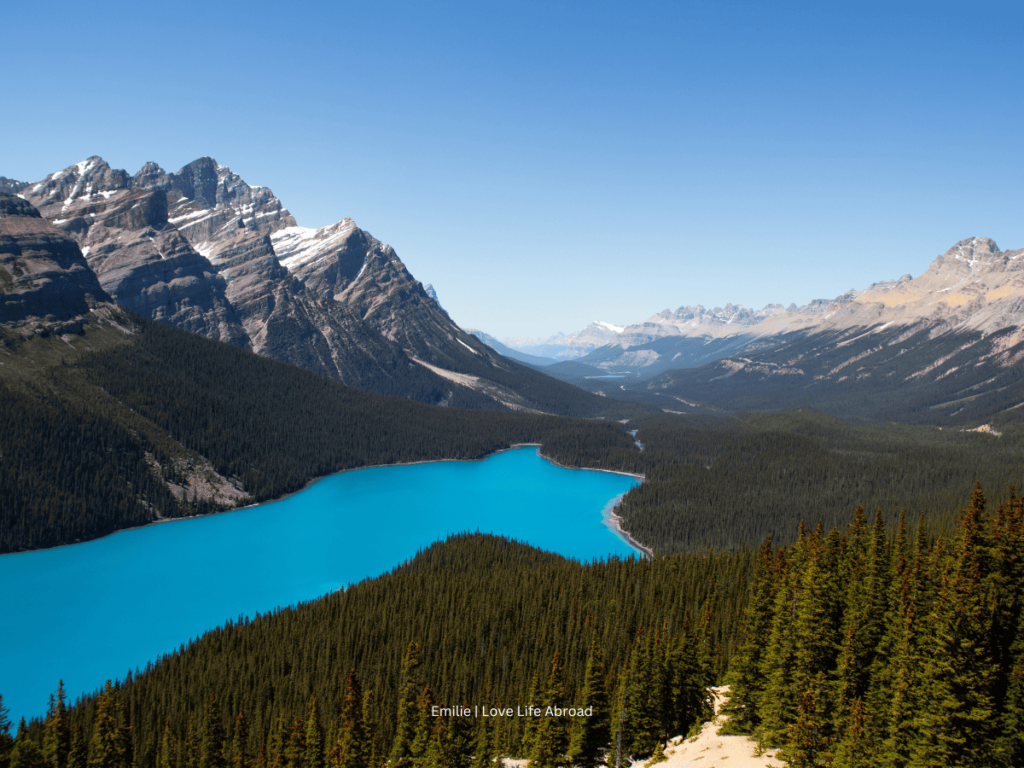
[0, 316, 644, 553]
[5, 298, 1024, 768]
[2, 480, 1022, 768]
[6, 313, 1023, 556]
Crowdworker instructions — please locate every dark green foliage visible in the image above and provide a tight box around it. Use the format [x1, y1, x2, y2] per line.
[721, 538, 777, 732]
[726, 483, 1024, 767]
[528, 654, 567, 768]
[231, 714, 249, 768]
[0, 696, 11, 768]
[0, 316, 641, 554]
[200, 697, 226, 768]
[87, 686, 119, 768]
[326, 673, 366, 768]
[23, 534, 745, 768]
[564, 644, 608, 768]
[43, 683, 70, 768]
[389, 643, 423, 768]
[614, 410, 1024, 553]
[303, 700, 322, 768]
[10, 719, 45, 768]
[67, 726, 85, 768]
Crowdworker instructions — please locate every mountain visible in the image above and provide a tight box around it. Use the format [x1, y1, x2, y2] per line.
[502, 321, 625, 360]
[0, 177, 28, 195]
[575, 237, 1024, 424]
[569, 237, 1024, 380]
[467, 328, 556, 366]
[15, 157, 621, 416]
[0, 198, 644, 553]
[422, 282, 442, 307]
[0, 192, 123, 337]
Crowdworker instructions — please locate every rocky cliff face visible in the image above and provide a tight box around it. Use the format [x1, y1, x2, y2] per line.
[0, 192, 114, 333]
[564, 237, 1024, 378]
[15, 156, 605, 415]
[21, 158, 249, 346]
[0, 177, 28, 195]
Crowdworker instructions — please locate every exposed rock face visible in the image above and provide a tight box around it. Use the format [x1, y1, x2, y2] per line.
[0, 193, 113, 330]
[562, 237, 1024, 378]
[21, 158, 249, 346]
[15, 156, 602, 415]
[422, 283, 441, 308]
[0, 177, 28, 195]
[273, 219, 508, 378]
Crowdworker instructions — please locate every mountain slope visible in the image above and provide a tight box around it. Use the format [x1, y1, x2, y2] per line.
[573, 238, 1024, 379]
[551, 238, 1024, 424]
[18, 157, 620, 416]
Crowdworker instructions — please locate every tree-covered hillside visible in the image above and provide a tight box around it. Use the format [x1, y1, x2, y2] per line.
[4, 481, 1022, 768]
[0, 315, 643, 554]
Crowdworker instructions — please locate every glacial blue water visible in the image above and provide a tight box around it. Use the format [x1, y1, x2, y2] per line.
[0, 447, 639, 724]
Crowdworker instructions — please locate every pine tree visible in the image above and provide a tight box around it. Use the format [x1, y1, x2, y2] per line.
[283, 718, 305, 768]
[390, 642, 423, 768]
[184, 714, 201, 768]
[89, 684, 120, 768]
[666, 631, 709, 739]
[268, 715, 285, 768]
[328, 672, 366, 768]
[470, 718, 492, 768]
[832, 699, 870, 768]
[11, 719, 45, 768]
[519, 674, 540, 758]
[791, 525, 844, 743]
[231, 713, 249, 768]
[910, 484, 998, 767]
[442, 717, 473, 768]
[611, 631, 659, 763]
[158, 721, 176, 768]
[757, 540, 803, 748]
[304, 699, 323, 768]
[66, 727, 85, 768]
[529, 653, 568, 768]
[409, 687, 435, 762]
[786, 684, 826, 768]
[200, 695, 226, 768]
[722, 536, 777, 732]
[565, 643, 609, 768]
[836, 510, 890, 738]
[43, 682, 70, 768]
[113, 687, 131, 768]
[420, 718, 446, 768]
[995, 609, 1024, 766]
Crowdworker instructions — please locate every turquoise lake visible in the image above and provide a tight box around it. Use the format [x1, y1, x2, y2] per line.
[0, 447, 640, 724]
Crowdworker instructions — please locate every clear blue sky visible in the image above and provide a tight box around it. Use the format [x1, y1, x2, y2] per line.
[4, 0, 1022, 338]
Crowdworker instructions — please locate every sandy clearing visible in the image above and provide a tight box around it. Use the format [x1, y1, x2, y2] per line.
[498, 686, 782, 768]
[644, 686, 784, 768]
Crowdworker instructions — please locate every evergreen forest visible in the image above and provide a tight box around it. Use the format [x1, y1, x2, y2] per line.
[5, 314, 1024, 556]
[2, 479, 1022, 768]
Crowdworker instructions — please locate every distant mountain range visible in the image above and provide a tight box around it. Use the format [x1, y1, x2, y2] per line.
[491, 321, 626, 361]
[3, 157, 620, 417]
[479, 237, 1024, 424]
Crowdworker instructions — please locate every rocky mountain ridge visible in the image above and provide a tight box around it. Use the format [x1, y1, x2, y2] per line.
[0, 192, 122, 336]
[552, 237, 1024, 379]
[497, 321, 625, 360]
[12, 157, 615, 416]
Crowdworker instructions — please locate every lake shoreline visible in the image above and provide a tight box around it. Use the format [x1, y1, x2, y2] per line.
[5, 444, 649, 556]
